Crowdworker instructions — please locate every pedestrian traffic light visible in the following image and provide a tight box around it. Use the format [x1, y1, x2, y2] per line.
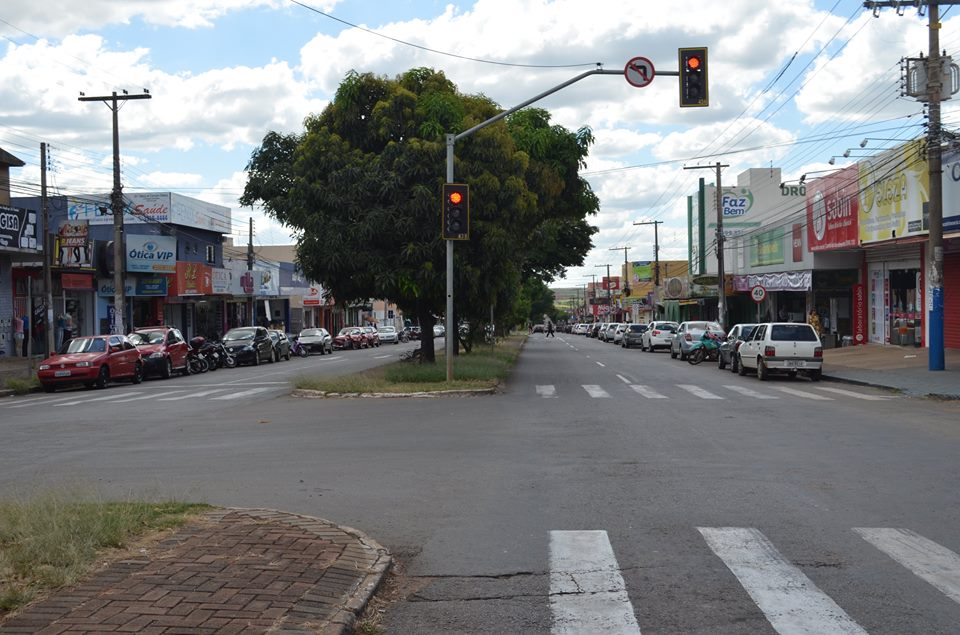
[679, 47, 709, 107]
[442, 183, 469, 240]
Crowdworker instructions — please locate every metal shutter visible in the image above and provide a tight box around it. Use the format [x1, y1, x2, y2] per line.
[945, 252, 960, 349]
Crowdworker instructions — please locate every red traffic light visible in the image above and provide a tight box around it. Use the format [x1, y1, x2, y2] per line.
[686, 56, 701, 70]
[449, 191, 463, 205]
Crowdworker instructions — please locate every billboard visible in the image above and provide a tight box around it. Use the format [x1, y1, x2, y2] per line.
[806, 165, 860, 251]
[631, 261, 653, 282]
[125, 235, 177, 273]
[939, 149, 960, 233]
[0, 204, 38, 252]
[858, 139, 929, 243]
[67, 192, 231, 233]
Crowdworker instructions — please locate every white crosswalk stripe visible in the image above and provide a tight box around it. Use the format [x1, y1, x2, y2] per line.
[210, 387, 276, 400]
[549, 530, 641, 634]
[724, 385, 779, 399]
[773, 386, 834, 400]
[677, 384, 724, 399]
[5, 395, 81, 408]
[815, 386, 894, 401]
[855, 528, 960, 604]
[699, 527, 868, 634]
[629, 384, 667, 399]
[582, 385, 611, 398]
[54, 392, 145, 407]
[109, 390, 187, 404]
[537, 385, 557, 398]
[158, 389, 228, 401]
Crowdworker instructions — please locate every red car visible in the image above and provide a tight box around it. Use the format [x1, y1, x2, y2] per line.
[128, 326, 190, 378]
[332, 327, 366, 350]
[38, 335, 144, 392]
[361, 327, 381, 347]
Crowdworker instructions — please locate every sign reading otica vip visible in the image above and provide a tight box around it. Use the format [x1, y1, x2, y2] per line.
[858, 139, 929, 243]
[125, 235, 176, 273]
[67, 192, 231, 233]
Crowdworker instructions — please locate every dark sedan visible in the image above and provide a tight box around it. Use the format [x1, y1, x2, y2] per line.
[268, 330, 292, 361]
[222, 326, 274, 366]
[621, 323, 648, 349]
[719, 323, 758, 372]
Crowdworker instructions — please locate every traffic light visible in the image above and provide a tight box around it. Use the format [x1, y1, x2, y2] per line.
[679, 47, 709, 107]
[442, 183, 469, 240]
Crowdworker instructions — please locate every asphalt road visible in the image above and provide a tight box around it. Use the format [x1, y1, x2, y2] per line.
[2, 333, 959, 633]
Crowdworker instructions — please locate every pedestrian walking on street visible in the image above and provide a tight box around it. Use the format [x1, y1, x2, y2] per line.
[546, 322, 555, 337]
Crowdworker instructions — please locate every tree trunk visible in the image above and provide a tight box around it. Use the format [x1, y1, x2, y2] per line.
[418, 311, 436, 363]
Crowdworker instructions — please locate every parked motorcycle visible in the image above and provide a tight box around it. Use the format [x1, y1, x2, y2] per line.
[213, 340, 237, 368]
[188, 337, 210, 373]
[290, 337, 309, 358]
[687, 332, 723, 365]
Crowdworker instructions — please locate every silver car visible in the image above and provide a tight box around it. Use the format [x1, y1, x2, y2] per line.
[297, 328, 332, 355]
[670, 321, 724, 361]
[378, 325, 400, 344]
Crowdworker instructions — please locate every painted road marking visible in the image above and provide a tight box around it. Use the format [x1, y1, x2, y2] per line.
[537, 385, 557, 398]
[373, 354, 392, 359]
[616, 374, 632, 384]
[724, 385, 779, 400]
[5, 395, 82, 408]
[629, 385, 667, 399]
[109, 390, 187, 403]
[582, 385, 611, 398]
[677, 384, 724, 399]
[210, 387, 276, 400]
[855, 528, 960, 604]
[158, 389, 228, 401]
[774, 387, 833, 401]
[815, 386, 894, 401]
[549, 530, 641, 634]
[596, 361, 606, 367]
[699, 527, 867, 634]
[54, 392, 145, 407]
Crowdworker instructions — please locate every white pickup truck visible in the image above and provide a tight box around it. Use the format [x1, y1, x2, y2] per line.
[737, 322, 823, 381]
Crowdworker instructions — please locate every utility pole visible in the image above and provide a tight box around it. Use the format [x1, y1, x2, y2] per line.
[609, 246, 630, 321]
[685, 162, 729, 328]
[79, 90, 151, 336]
[40, 143, 54, 355]
[865, 0, 958, 370]
[582, 275, 597, 321]
[634, 220, 663, 319]
[248, 217, 255, 327]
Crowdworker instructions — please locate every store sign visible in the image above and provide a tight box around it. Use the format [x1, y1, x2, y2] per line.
[212, 268, 232, 294]
[170, 261, 212, 296]
[67, 192, 231, 233]
[602, 276, 620, 291]
[631, 262, 652, 283]
[0, 204, 38, 251]
[792, 224, 804, 262]
[858, 140, 929, 243]
[806, 165, 860, 251]
[938, 149, 960, 233]
[136, 277, 168, 296]
[853, 283, 866, 345]
[303, 285, 323, 306]
[126, 235, 177, 273]
[61, 273, 94, 290]
[98, 278, 136, 296]
[721, 189, 754, 217]
[750, 227, 785, 266]
[57, 220, 91, 266]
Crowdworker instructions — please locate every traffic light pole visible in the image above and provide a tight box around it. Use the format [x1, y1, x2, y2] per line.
[443, 68, 622, 381]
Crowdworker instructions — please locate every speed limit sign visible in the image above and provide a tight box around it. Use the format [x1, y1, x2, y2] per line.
[750, 285, 767, 303]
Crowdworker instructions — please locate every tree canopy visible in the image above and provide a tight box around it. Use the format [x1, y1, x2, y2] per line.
[241, 68, 598, 362]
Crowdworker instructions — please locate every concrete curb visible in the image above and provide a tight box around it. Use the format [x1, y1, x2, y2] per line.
[292, 387, 497, 399]
[823, 374, 960, 400]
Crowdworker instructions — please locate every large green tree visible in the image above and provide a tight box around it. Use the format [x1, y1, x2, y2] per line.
[241, 68, 598, 362]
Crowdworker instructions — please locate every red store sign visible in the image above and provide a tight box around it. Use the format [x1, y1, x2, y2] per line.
[61, 273, 94, 290]
[806, 165, 859, 252]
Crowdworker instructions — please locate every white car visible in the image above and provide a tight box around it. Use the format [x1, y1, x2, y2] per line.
[737, 322, 823, 381]
[641, 321, 679, 352]
[612, 323, 628, 344]
[378, 325, 400, 344]
[601, 323, 620, 342]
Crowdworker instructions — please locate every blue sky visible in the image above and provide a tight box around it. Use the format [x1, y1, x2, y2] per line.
[1, 0, 957, 288]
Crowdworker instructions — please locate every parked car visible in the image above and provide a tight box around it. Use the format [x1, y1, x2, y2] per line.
[362, 326, 381, 347]
[433, 325, 445, 338]
[591, 322, 607, 338]
[333, 327, 366, 350]
[737, 322, 823, 381]
[222, 326, 274, 366]
[268, 330, 292, 361]
[297, 328, 332, 354]
[128, 326, 189, 378]
[379, 325, 400, 344]
[621, 323, 648, 348]
[38, 335, 144, 392]
[641, 321, 678, 352]
[600, 323, 619, 342]
[612, 323, 629, 344]
[408, 326, 421, 340]
[718, 323, 758, 372]
[670, 321, 724, 360]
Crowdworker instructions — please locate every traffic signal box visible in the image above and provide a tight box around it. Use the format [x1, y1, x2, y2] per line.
[679, 47, 709, 108]
[442, 183, 470, 240]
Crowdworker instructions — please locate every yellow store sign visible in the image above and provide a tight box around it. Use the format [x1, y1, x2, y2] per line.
[858, 139, 928, 244]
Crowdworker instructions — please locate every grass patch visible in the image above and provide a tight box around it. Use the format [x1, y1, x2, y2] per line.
[296, 334, 525, 394]
[3, 377, 39, 395]
[0, 490, 209, 616]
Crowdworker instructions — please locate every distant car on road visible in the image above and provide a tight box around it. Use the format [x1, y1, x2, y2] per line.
[378, 325, 400, 344]
[38, 335, 144, 392]
[297, 328, 332, 355]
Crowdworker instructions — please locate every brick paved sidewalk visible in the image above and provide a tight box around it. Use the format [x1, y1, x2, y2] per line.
[0, 508, 391, 635]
